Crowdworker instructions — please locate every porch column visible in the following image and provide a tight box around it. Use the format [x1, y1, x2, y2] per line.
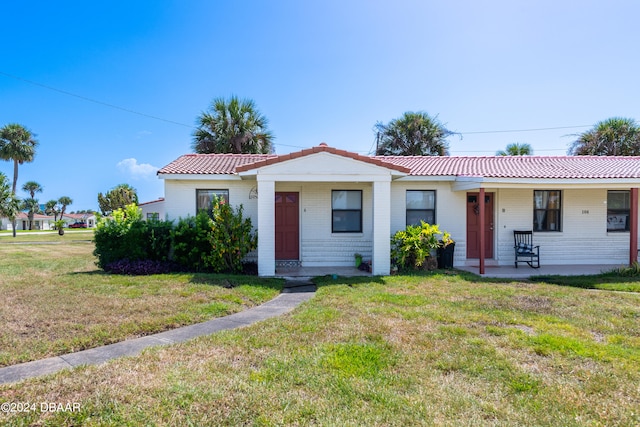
[372, 179, 391, 275]
[630, 187, 638, 266]
[257, 178, 275, 276]
[479, 187, 485, 275]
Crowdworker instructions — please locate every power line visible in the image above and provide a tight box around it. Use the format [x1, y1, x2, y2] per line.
[460, 125, 591, 135]
[0, 70, 194, 128]
[1, 70, 595, 138]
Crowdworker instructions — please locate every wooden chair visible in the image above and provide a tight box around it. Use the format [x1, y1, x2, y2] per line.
[513, 230, 540, 268]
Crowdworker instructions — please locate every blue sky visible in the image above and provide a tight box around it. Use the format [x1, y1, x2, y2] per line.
[1, 1, 639, 211]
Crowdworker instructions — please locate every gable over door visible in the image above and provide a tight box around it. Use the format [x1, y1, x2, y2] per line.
[466, 192, 494, 258]
[275, 192, 299, 260]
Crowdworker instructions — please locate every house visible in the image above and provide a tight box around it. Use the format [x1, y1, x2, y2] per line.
[63, 213, 97, 228]
[158, 143, 640, 276]
[139, 198, 165, 221]
[1, 212, 56, 231]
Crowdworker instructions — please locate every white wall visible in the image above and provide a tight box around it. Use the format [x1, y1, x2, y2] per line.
[496, 188, 638, 265]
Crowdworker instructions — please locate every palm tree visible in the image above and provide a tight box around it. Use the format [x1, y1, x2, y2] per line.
[58, 196, 73, 221]
[192, 96, 274, 154]
[22, 180, 43, 198]
[0, 124, 38, 194]
[22, 197, 41, 230]
[569, 117, 640, 156]
[45, 199, 60, 221]
[496, 143, 533, 156]
[375, 112, 454, 156]
[0, 172, 21, 237]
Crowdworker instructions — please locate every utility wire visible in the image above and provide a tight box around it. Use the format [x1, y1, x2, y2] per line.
[1, 70, 594, 138]
[0, 70, 194, 128]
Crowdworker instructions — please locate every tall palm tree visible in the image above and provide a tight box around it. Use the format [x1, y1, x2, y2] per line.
[496, 143, 533, 156]
[22, 181, 43, 199]
[0, 172, 21, 237]
[569, 117, 640, 156]
[192, 96, 274, 154]
[45, 199, 60, 221]
[0, 124, 39, 194]
[58, 196, 73, 221]
[375, 112, 454, 156]
[22, 197, 41, 230]
[0, 124, 38, 236]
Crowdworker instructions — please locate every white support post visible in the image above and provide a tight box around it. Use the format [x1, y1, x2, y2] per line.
[257, 178, 275, 276]
[372, 179, 391, 275]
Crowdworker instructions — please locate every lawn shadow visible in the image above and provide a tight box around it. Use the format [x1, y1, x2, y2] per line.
[312, 275, 387, 289]
[188, 273, 284, 291]
[529, 273, 640, 293]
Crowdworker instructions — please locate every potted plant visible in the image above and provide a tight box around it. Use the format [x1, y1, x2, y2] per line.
[437, 232, 456, 269]
[354, 253, 363, 268]
[54, 219, 65, 236]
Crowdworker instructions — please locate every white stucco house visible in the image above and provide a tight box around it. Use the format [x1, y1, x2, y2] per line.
[1, 212, 55, 230]
[157, 143, 640, 276]
[139, 198, 165, 221]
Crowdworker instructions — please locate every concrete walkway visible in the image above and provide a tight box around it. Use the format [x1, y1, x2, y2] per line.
[0, 281, 316, 385]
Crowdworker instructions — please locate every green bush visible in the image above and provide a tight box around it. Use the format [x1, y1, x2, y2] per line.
[391, 221, 450, 271]
[172, 200, 257, 273]
[93, 204, 173, 269]
[172, 211, 216, 272]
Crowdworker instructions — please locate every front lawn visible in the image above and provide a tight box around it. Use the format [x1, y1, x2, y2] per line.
[0, 241, 282, 367]
[1, 271, 638, 426]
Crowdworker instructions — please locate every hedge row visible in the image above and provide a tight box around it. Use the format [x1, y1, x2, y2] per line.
[93, 202, 257, 275]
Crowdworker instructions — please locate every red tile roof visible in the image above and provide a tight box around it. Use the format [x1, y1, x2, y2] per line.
[377, 156, 640, 179]
[158, 144, 640, 179]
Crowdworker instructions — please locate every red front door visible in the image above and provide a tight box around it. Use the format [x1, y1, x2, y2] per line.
[466, 192, 494, 258]
[275, 192, 299, 260]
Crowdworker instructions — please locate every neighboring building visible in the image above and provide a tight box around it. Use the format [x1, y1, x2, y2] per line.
[157, 143, 640, 276]
[63, 213, 97, 228]
[139, 198, 165, 221]
[0, 212, 56, 231]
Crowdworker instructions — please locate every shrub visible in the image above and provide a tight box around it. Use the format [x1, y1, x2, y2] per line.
[391, 221, 449, 271]
[93, 204, 173, 269]
[172, 200, 257, 273]
[172, 212, 216, 272]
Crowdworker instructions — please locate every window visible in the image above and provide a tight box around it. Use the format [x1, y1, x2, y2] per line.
[332, 190, 362, 232]
[533, 190, 561, 231]
[607, 190, 630, 231]
[146, 212, 159, 221]
[196, 189, 229, 214]
[406, 190, 435, 226]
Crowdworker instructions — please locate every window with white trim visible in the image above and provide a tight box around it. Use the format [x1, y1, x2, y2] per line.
[533, 190, 561, 231]
[332, 190, 362, 233]
[406, 190, 435, 226]
[607, 190, 630, 232]
[196, 189, 229, 215]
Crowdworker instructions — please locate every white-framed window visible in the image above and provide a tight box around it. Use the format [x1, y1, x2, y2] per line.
[332, 190, 362, 233]
[533, 190, 562, 231]
[607, 190, 630, 232]
[146, 212, 160, 221]
[406, 190, 435, 226]
[196, 189, 229, 215]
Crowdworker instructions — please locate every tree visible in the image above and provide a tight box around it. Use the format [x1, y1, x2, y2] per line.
[0, 123, 38, 235]
[45, 199, 60, 221]
[375, 112, 454, 156]
[58, 196, 73, 221]
[22, 198, 41, 230]
[569, 117, 640, 156]
[192, 96, 274, 154]
[97, 184, 138, 215]
[22, 180, 43, 198]
[496, 143, 533, 156]
[0, 124, 38, 194]
[0, 172, 21, 237]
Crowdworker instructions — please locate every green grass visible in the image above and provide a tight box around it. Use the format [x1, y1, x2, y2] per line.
[1, 270, 638, 426]
[0, 241, 283, 367]
[531, 272, 640, 292]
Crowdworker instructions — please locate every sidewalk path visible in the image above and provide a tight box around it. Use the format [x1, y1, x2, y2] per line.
[0, 280, 316, 385]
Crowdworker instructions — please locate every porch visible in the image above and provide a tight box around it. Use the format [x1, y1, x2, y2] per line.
[274, 264, 622, 279]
